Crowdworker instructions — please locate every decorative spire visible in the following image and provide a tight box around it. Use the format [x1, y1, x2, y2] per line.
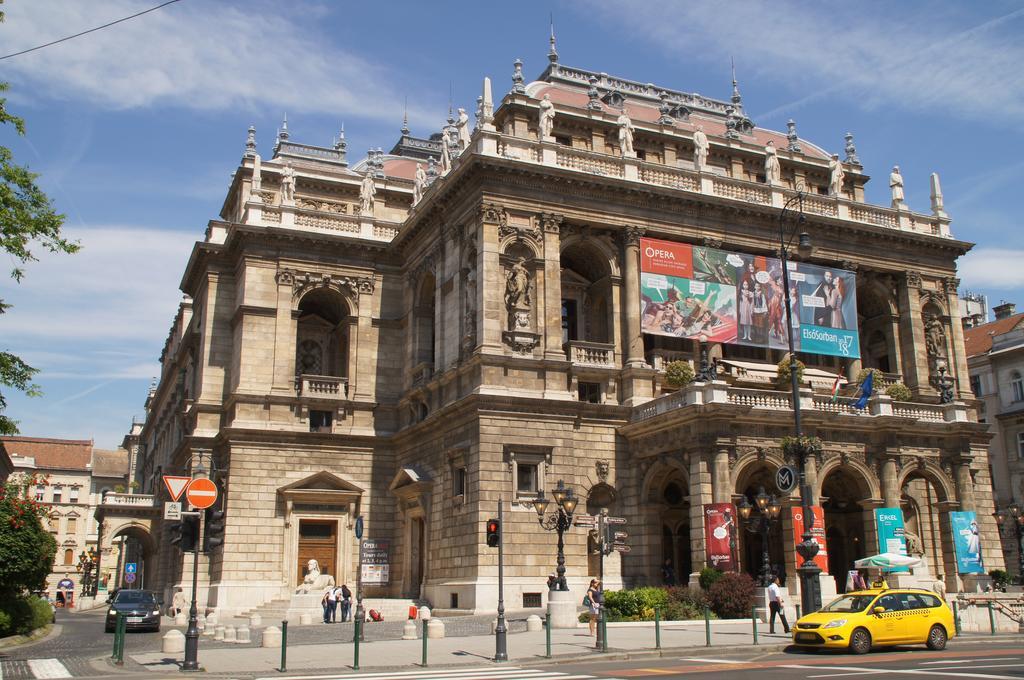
[548, 14, 558, 64]
[786, 119, 802, 153]
[333, 123, 347, 165]
[843, 132, 859, 165]
[731, 57, 742, 107]
[401, 98, 410, 135]
[587, 75, 602, 111]
[279, 113, 289, 142]
[930, 172, 947, 218]
[481, 76, 494, 125]
[511, 58, 526, 94]
[245, 125, 256, 158]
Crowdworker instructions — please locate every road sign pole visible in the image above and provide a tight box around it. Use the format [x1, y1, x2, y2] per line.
[182, 511, 202, 672]
[495, 497, 508, 662]
[595, 510, 606, 652]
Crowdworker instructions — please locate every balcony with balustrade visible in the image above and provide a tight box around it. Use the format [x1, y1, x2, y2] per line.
[297, 374, 349, 401]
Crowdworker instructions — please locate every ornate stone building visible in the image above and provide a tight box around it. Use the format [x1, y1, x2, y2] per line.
[115, 50, 1001, 616]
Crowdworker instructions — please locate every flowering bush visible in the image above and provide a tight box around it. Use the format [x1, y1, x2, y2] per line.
[0, 475, 57, 599]
[707, 572, 756, 619]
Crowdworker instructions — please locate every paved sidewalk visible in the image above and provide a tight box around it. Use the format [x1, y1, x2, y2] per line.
[129, 622, 794, 673]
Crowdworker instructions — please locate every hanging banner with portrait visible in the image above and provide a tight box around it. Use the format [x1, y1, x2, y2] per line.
[703, 503, 737, 572]
[639, 237, 860, 359]
[874, 507, 910, 573]
[791, 506, 829, 572]
[949, 511, 984, 575]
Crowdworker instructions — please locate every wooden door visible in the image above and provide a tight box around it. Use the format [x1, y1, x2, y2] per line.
[297, 519, 337, 585]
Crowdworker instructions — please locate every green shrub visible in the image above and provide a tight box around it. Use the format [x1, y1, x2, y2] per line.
[698, 567, 724, 591]
[989, 569, 1010, 589]
[707, 572, 756, 619]
[777, 356, 805, 385]
[665, 361, 695, 388]
[664, 586, 710, 620]
[855, 367, 881, 384]
[885, 382, 912, 402]
[0, 595, 51, 637]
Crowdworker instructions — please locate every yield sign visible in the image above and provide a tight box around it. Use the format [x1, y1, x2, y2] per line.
[163, 475, 192, 502]
[186, 477, 218, 509]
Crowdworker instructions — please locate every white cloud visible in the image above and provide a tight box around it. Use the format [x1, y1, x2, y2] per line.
[1, 1, 437, 124]
[581, 1, 1024, 123]
[958, 249, 1024, 289]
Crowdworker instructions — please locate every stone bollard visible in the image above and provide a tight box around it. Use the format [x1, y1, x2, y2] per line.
[299, 612, 312, 626]
[202, 620, 214, 636]
[175, 612, 187, 626]
[162, 629, 186, 654]
[527, 614, 542, 632]
[236, 626, 251, 644]
[261, 626, 281, 648]
[402, 620, 418, 640]
[214, 624, 225, 641]
[249, 614, 262, 628]
[223, 625, 236, 642]
[418, 606, 431, 620]
[426, 618, 445, 639]
[490, 618, 498, 635]
[206, 612, 219, 627]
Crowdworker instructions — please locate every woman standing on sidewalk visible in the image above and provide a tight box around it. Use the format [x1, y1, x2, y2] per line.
[585, 580, 602, 636]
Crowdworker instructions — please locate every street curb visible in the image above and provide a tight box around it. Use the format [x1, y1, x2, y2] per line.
[0, 624, 58, 651]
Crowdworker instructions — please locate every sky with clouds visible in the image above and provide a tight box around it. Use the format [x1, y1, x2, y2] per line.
[1, 0, 1022, 448]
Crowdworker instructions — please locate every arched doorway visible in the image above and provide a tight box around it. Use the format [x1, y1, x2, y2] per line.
[736, 464, 786, 585]
[108, 524, 157, 591]
[901, 472, 948, 581]
[296, 288, 351, 380]
[560, 242, 612, 346]
[820, 466, 871, 592]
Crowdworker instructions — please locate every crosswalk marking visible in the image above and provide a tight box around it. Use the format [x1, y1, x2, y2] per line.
[257, 668, 623, 680]
[780, 664, 1020, 680]
[920, 658, 1020, 665]
[25, 659, 71, 679]
[679, 658, 748, 664]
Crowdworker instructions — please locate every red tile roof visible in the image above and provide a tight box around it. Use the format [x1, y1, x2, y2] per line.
[0, 436, 94, 472]
[963, 313, 1024, 357]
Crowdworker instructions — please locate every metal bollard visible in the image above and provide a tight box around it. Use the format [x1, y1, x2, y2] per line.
[111, 612, 125, 664]
[118, 613, 127, 663]
[988, 602, 996, 635]
[353, 617, 361, 670]
[952, 600, 962, 636]
[421, 618, 428, 666]
[279, 620, 288, 672]
[704, 606, 711, 647]
[752, 604, 758, 645]
[545, 615, 551, 659]
[655, 608, 661, 649]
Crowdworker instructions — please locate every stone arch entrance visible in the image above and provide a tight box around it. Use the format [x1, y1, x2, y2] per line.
[734, 463, 786, 585]
[100, 519, 157, 592]
[640, 458, 689, 586]
[818, 463, 875, 592]
[898, 463, 956, 586]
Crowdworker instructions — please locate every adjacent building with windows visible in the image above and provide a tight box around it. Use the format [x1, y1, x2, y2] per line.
[964, 302, 1024, 576]
[108, 49, 1001, 618]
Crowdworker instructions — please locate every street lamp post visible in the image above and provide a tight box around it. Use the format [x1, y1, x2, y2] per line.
[533, 480, 579, 592]
[993, 503, 1024, 584]
[778, 190, 822, 614]
[76, 548, 98, 597]
[738, 488, 783, 587]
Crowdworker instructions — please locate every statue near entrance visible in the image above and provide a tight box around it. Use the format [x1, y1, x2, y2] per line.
[295, 558, 335, 594]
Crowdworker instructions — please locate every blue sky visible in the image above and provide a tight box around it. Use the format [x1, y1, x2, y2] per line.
[2, 0, 1023, 448]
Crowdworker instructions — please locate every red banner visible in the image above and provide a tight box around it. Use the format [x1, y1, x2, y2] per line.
[791, 506, 829, 573]
[703, 503, 737, 571]
[641, 238, 693, 279]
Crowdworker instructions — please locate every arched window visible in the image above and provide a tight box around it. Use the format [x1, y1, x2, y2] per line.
[295, 289, 350, 380]
[64, 549, 74, 565]
[414, 273, 436, 368]
[1012, 370, 1024, 402]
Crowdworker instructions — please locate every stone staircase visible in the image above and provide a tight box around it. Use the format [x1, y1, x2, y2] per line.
[238, 596, 430, 623]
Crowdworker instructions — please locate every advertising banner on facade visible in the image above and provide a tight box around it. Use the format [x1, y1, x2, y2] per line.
[360, 538, 391, 584]
[950, 511, 985, 574]
[874, 507, 909, 573]
[791, 506, 829, 572]
[639, 237, 860, 359]
[703, 503, 737, 571]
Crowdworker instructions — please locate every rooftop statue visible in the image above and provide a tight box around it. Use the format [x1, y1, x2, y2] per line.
[280, 163, 295, 204]
[693, 125, 709, 171]
[413, 163, 427, 206]
[360, 171, 376, 216]
[538, 94, 555, 140]
[617, 109, 635, 156]
[828, 154, 844, 197]
[456, 108, 471, 150]
[890, 165, 905, 208]
[764, 141, 781, 186]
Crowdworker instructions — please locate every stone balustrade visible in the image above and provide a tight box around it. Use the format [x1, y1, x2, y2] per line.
[297, 374, 349, 400]
[243, 199, 401, 243]
[632, 381, 963, 423]
[101, 493, 156, 507]
[566, 341, 617, 367]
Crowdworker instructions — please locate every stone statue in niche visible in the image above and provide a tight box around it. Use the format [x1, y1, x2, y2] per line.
[828, 153, 844, 197]
[538, 94, 555, 140]
[693, 125, 709, 171]
[924, 313, 947, 361]
[360, 171, 376, 216]
[280, 163, 295, 204]
[463, 266, 477, 348]
[764, 141, 781, 185]
[904, 530, 924, 557]
[504, 257, 531, 310]
[617, 108, 635, 156]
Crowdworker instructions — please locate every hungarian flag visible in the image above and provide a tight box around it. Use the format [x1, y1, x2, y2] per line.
[830, 375, 842, 402]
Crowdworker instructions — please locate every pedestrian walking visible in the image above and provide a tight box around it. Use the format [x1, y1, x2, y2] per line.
[767, 576, 790, 634]
[340, 584, 352, 622]
[585, 579, 602, 636]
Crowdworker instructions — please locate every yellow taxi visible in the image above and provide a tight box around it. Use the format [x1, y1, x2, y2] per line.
[792, 588, 955, 654]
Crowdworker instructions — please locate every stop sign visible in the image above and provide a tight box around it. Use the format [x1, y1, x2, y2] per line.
[186, 478, 218, 509]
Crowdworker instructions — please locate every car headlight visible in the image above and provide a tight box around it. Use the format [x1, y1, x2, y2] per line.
[823, 618, 848, 629]
[152, 610, 161, 616]
[108, 609, 116, 616]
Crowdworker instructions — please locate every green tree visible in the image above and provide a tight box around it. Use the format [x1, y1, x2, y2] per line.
[0, 475, 58, 597]
[0, 81, 77, 434]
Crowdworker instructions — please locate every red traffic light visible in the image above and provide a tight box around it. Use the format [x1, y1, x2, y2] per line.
[485, 518, 501, 548]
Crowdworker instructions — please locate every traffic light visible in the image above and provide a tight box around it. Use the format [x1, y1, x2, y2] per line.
[169, 515, 199, 551]
[203, 508, 226, 553]
[485, 518, 501, 548]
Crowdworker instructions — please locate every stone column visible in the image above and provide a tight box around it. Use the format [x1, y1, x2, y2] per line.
[881, 457, 900, 508]
[540, 213, 564, 361]
[805, 452, 820, 505]
[887, 314, 903, 377]
[622, 226, 646, 367]
[711, 447, 732, 503]
[271, 271, 297, 394]
[688, 453, 712, 582]
[941, 277, 972, 399]
[954, 459, 976, 512]
[479, 205, 505, 352]
[896, 271, 931, 394]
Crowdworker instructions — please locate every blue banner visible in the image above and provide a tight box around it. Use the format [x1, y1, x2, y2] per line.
[874, 508, 909, 573]
[950, 511, 985, 574]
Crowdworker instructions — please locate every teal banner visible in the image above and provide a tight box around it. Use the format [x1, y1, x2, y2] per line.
[950, 511, 984, 574]
[874, 508, 909, 573]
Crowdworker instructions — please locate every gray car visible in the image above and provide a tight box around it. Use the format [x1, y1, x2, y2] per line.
[105, 589, 162, 633]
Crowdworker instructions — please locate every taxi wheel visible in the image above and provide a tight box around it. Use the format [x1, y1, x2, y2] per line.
[926, 624, 948, 651]
[849, 628, 872, 655]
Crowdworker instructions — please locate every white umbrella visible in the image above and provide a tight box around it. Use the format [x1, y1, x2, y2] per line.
[854, 552, 922, 570]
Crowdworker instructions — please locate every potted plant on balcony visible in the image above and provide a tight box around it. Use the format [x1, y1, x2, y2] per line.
[776, 355, 805, 388]
[781, 435, 823, 460]
[855, 367, 882, 384]
[885, 382, 912, 402]
[664, 360, 695, 390]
